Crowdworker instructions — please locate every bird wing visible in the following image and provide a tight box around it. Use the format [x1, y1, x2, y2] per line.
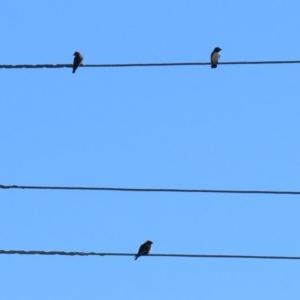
[138, 243, 151, 255]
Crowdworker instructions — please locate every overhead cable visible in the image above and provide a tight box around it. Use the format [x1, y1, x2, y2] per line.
[1, 249, 299, 260]
[1, 60, 300, 69]
[0, 185, 299, 195]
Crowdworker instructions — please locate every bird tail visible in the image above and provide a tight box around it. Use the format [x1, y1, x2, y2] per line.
[211, 64, 217, 68]
[134, 254, 139, 260]
[72, 69, 76, 73]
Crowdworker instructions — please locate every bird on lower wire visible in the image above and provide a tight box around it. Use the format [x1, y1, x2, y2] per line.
[72, 51, 84, 73]
[210, 47, 222, 68]
[134, 240, 153, 260]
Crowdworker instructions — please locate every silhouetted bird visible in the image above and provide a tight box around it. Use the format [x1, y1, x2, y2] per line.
[210, 47, 222, 68]
[134, 240, 153, 260]
[72, 51, 84, 73]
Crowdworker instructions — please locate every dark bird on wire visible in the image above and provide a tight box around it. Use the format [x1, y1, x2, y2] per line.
[72, 51, 84, 73]
[134, 240, 153, 260]
[210, 47, 222, 68]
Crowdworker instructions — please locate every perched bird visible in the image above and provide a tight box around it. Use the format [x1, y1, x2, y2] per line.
[72, 51, 84, 73]
[210, 47, 222, 68]
[134, 240, 153, 260]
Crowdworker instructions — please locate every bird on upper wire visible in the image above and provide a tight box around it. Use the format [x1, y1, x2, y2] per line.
[72, 51, 84, 73]
[134, 240, 153, 260]
[210, 47, 222, 68]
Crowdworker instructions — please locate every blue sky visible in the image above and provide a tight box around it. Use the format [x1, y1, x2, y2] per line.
[1, 1, 300, 299]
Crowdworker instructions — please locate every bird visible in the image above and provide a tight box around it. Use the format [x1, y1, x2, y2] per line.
[210, 47, 222, 68]
[134, 240, 153, 260]
[72, 51, 84, 73]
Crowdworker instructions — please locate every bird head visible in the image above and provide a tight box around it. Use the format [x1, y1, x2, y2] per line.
[74, 51, 81, 56]
[214, 47, 222, 52]
[146, 240, 153, 245]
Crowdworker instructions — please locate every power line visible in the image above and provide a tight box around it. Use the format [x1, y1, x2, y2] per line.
[0, 184, 299, 195]
[1, 60, 300, 69]
[0, 249, 299, 260]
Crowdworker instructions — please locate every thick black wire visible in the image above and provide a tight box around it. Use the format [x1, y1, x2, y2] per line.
[0, 185, 299, 195]
[1, 60, 300, 69]
[0, 250, 299, 260]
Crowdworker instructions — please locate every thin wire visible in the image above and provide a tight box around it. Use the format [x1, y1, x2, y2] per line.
[0, 250, 299, 260]
[0, 184, 299, 195]
[1, 60, 300, 69]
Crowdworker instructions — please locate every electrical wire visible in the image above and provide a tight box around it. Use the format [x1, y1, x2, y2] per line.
[0, 185, 299, 195]
[1, 60, 300, 69]
[0, 250, 299, 260]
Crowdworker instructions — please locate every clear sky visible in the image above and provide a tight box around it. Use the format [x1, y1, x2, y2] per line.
[1, 1, 300, 299]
